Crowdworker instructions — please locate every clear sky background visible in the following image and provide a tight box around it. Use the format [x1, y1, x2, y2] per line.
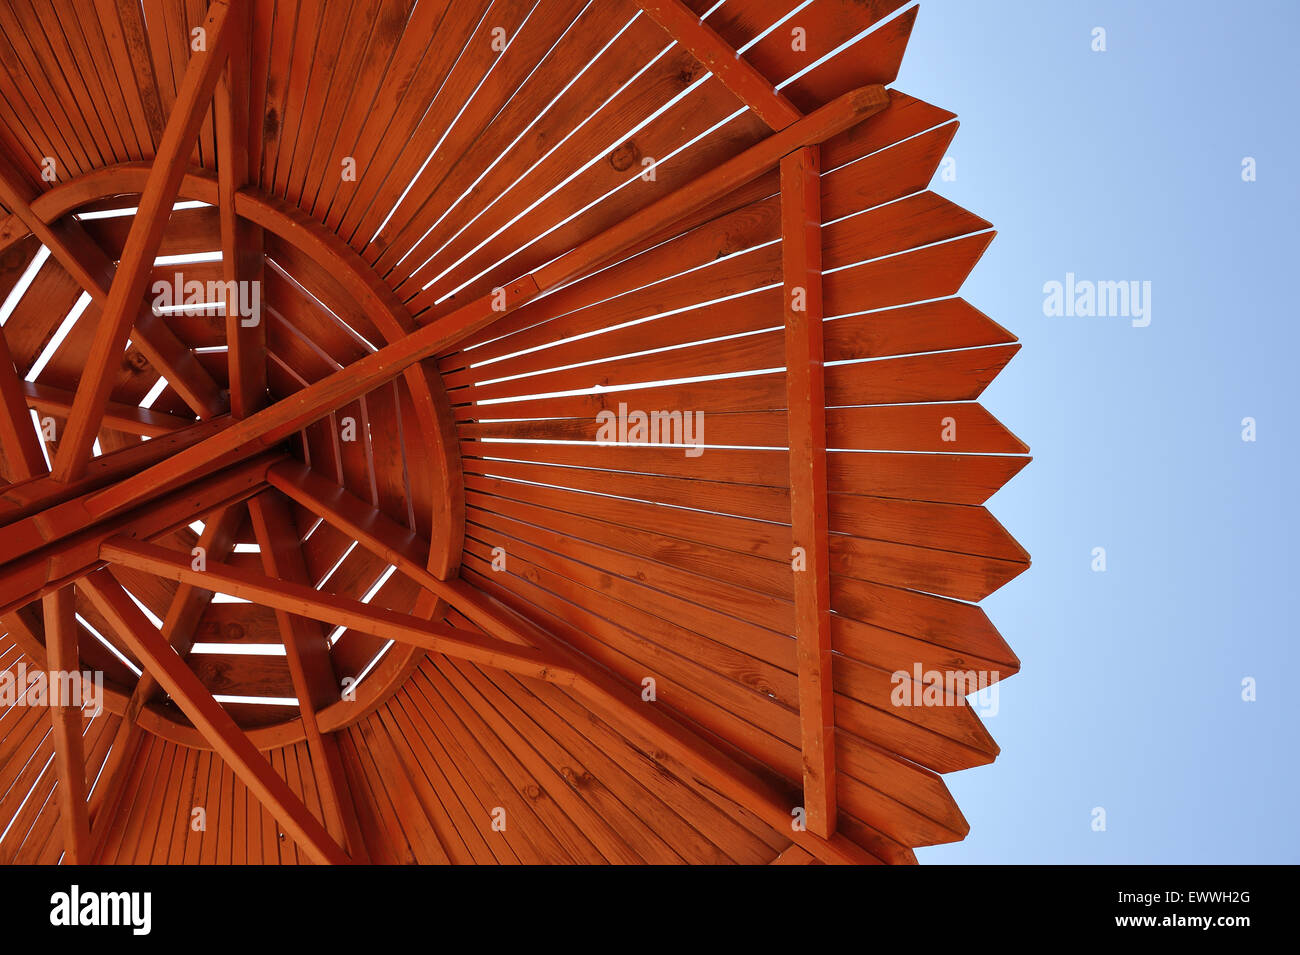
[895, 0, 1300, 863]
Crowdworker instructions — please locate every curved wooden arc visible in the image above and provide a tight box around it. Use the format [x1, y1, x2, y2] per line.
[0, 165, 465, 750]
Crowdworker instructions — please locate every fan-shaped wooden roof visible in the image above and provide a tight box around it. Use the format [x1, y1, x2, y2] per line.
[0, 0, 1026, 864]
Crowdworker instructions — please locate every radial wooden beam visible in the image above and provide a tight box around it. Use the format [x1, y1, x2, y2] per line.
[0, 453, 279, 617]
[87, 506, 244, 859]
[22, 381, 192, 438]
[82, 85, 891, 522]
[214, 1, 267, 419]
[635, 0, 801, 130]
[0, 165, 226, 420]
[98, 536, 576, 685]
[42, 585, 92, 863]
[247, 492, 366, 859]
[52, 0, 239, 481]
[266, 462, 877, 864]
[78, 567, 351, 865]
[0, 331, 46, 483]
[0, 416, 229, 539]
[781, 145, 836, 838]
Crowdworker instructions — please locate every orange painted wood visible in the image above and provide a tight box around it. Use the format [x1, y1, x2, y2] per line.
[52, 0, 238, 481]
[0, 165, 225, 420]
[0, 330, 46, 482]
[268, 463, 878, 863]
[99, 535, 574, 685]
[771, 844, 817, 864]
[635, 0, 801, 130]
[42, 585, 92, 863]
[82, 86, 887, 522]
[21, 380, 192, 437]
[214, 0, 267, 419]
[78, 567, 350, 865]
[783, 144, 836, 837]
[0, 0, 1028, 866]
[89, 504, 247, 856]
[247, 492, 367, 859]
[0, 453, 279, 617]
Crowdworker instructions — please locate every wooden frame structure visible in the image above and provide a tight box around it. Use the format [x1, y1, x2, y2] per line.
[0, 0, 1027, 864]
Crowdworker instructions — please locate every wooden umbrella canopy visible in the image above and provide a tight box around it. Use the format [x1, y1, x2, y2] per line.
[0, 0, 1027, 865]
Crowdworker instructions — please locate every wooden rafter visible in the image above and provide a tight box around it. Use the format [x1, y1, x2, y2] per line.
[0, 452, 280, 617]
[52, 0, 239, 481]
[87, 505, 244, 859]
[80, 85, 890, 522]
[0, 331, 46, 482]
[78, 567, 351, 865]
[247, 492, 366, 859]
[21, 381, 191, 438]
[42, 585, 92, 863]
[635, 0, 801, 130]
[0, 164, 225, 420]
[98, 536, 576, 685]
[214, 0, 267, 419]
[266, 463, 876, 865]
[781, 145, 836, 838]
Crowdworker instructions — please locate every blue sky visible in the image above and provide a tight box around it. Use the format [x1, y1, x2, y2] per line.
[896, 0, 1300, 863]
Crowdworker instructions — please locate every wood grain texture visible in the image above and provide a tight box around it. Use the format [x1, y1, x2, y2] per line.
[0, 0, 1026, 865]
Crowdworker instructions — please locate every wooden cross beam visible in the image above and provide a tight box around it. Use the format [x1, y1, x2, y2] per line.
[20, 381, 192, 438]
[0, 165, 225, 421]
[247, 493, 367, 859]
[0, 418, 228, 537]
[42, 585, 92, 863]
[634, 0, 802, 130]
[78, 567, 351, 865]
[52, 0, 240, 481]
[98, 536, 576, 686]
[266, 462, 877, 864]
[0, 452, 280, 617]
[213, 0, 267, 420]
[86, 505, 245, 860]
[781, 145, 837, 838]
[79, 85, 890, 525]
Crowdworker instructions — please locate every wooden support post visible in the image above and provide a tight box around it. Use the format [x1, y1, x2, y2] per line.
[42, 585, 92, 862]
[78, 568, 351, 865]
[781, 144, 837, 838]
